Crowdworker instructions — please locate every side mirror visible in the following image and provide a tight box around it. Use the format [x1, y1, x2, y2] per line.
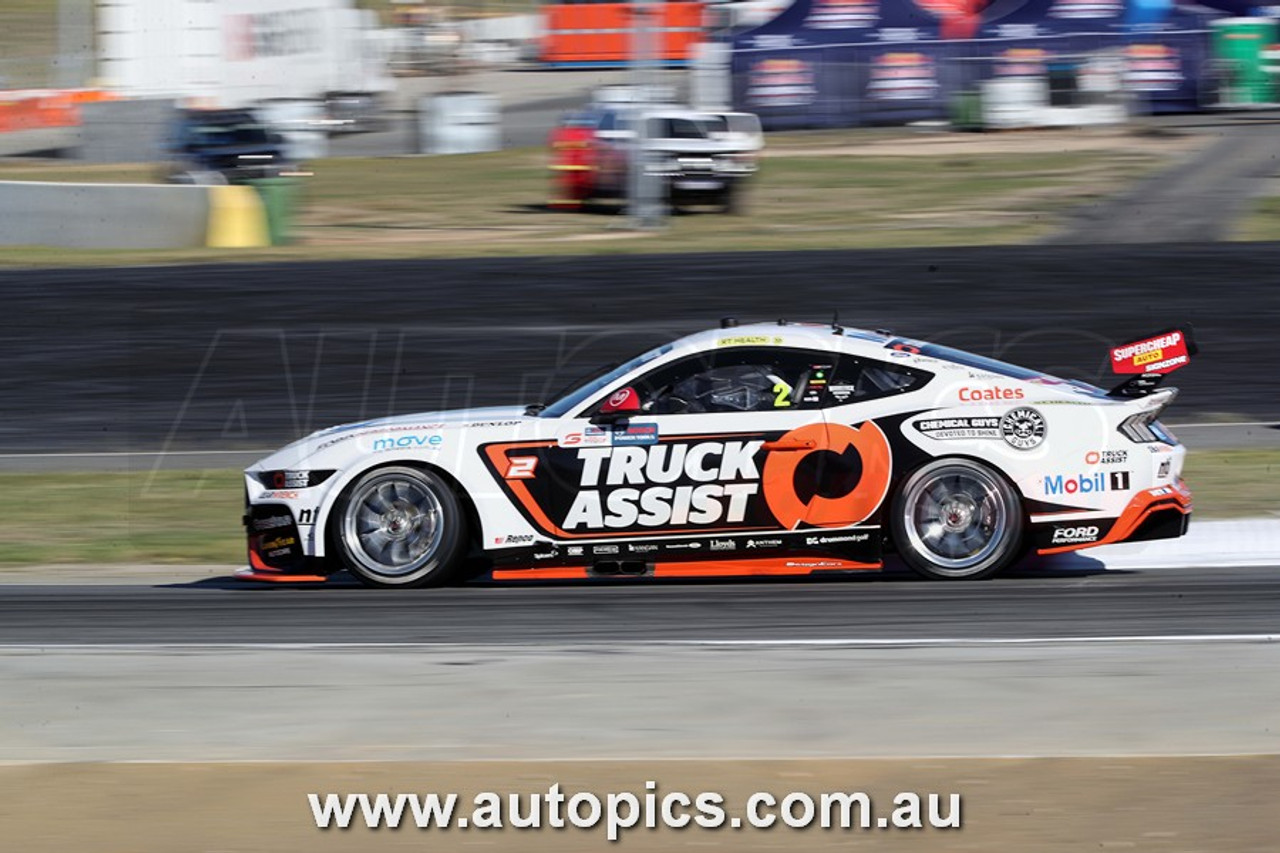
[594, 386, 642, 422]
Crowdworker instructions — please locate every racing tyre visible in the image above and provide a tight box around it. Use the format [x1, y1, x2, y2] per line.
[334, 466, 468, 588]
[890, 458, 1024, 580]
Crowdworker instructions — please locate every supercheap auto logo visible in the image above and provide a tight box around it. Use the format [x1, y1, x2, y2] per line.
[482, 423, 892, 538]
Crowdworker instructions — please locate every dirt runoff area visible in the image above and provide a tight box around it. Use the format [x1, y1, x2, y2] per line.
[4, 755, 1276, 852]
[763, 126, 1206, 159]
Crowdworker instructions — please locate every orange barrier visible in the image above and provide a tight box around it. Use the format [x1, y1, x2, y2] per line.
[541, 1, 704, 66]
[0, 89, 117, 134]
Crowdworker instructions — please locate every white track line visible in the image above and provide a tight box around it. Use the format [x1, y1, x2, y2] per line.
[1, 635, 1278, 652]
[1168, 421, 1280, 428]
[3, 751, 1278, 766]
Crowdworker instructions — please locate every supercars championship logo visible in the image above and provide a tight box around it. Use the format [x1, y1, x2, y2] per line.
[805, 0, 879, 29]
[746, 60, 819, 109]
[483, 423, 893, 538]
[867, 53, 939, 102]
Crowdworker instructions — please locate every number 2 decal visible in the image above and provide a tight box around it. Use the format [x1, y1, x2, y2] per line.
[772, 381, 792, 408]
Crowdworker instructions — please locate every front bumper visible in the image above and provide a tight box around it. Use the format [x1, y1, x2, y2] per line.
[240, 501, 331, 583]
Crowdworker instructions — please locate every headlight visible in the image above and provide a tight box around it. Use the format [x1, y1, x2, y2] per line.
[254, 470, 336, 489]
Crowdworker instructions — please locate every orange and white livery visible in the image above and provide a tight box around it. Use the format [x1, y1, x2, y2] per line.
[242, 321, 1194, 586]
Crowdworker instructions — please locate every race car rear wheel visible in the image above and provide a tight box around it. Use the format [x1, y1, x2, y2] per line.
[891, 458, 1023, 580]
[335, 465, 467, 588]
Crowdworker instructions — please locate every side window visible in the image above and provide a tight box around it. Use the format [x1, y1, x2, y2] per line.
[826, 356, 931, 405]
[607, 347, 840, 415]
[669, 118, 707, 140]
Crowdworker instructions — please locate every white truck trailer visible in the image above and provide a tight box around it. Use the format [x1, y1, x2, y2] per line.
[96, 0, 393, 109]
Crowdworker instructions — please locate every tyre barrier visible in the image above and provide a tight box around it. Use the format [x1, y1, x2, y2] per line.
[0, 180, 273, 249]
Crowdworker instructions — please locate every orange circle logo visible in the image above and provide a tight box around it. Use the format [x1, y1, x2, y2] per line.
[762, 422, 893, 530]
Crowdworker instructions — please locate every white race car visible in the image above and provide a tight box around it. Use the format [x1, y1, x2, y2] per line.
[242, 320, 1194, 586]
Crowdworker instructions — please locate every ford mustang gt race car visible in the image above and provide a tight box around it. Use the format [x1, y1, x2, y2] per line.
[241, 321, 1195, 586]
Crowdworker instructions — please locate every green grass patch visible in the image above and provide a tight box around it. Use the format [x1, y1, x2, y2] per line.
[1234, 195, 1280, 242]
[0, 449, 1272, 568]
[0, 141, 1178, 267]
[0, 469, 245, 567]
[1181, 449, 1280, 521]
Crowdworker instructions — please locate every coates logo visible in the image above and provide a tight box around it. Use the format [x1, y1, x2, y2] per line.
[1051, 525, 1100, 545]
[482, 422, 892, 538]
[958, 386, 1025, 403]
[1111, 329, 1192, 375]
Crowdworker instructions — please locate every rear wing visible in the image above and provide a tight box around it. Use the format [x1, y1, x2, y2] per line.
[1106, 326, 1197, 398]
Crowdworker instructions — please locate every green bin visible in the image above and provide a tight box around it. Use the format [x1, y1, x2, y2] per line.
[249, 178, 303, 247]
[1211, 18, 1279, 105]
[950, 90, 984, 132]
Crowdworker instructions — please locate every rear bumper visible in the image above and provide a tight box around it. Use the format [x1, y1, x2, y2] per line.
[1036, 479, 1193, 556]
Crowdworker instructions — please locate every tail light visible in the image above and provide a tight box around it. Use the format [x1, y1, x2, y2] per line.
[1118, 393, 1177, 445]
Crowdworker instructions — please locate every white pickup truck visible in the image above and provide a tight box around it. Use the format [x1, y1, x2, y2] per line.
[559, 105, 764, 213]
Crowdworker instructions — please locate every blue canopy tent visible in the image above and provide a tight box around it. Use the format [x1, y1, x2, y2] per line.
[729, 0, 1244, 126]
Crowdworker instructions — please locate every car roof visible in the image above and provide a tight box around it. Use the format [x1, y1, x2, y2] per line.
[664, 322, 1103, 395]
[669, 322, 893, 357]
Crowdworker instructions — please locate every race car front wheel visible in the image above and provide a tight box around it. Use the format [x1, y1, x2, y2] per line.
[335, 465, 468, 588]
[891, 458, 1024, 580]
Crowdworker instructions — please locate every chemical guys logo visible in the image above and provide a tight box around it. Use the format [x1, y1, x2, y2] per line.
[482, 423, 892, 539]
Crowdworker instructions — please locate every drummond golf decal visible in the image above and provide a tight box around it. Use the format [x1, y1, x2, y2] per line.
[481, 422, 893, 539]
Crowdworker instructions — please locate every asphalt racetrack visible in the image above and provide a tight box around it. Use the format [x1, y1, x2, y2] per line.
[3, 564, 1278, 645]
[4, 242, 1280, 452]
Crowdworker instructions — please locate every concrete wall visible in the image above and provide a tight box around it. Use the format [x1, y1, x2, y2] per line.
[76, 98, 177, 165]
[0, 181, 268, 249]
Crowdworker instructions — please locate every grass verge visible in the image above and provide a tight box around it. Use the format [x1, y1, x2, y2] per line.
[0, 130, 1195, 267]
[1233, 194, 1280, 241]
[0, 448, 1272, 568]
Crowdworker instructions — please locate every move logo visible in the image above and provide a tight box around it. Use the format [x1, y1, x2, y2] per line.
[1044, 471, 1130, 496]
[372, 433, 444, 452]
